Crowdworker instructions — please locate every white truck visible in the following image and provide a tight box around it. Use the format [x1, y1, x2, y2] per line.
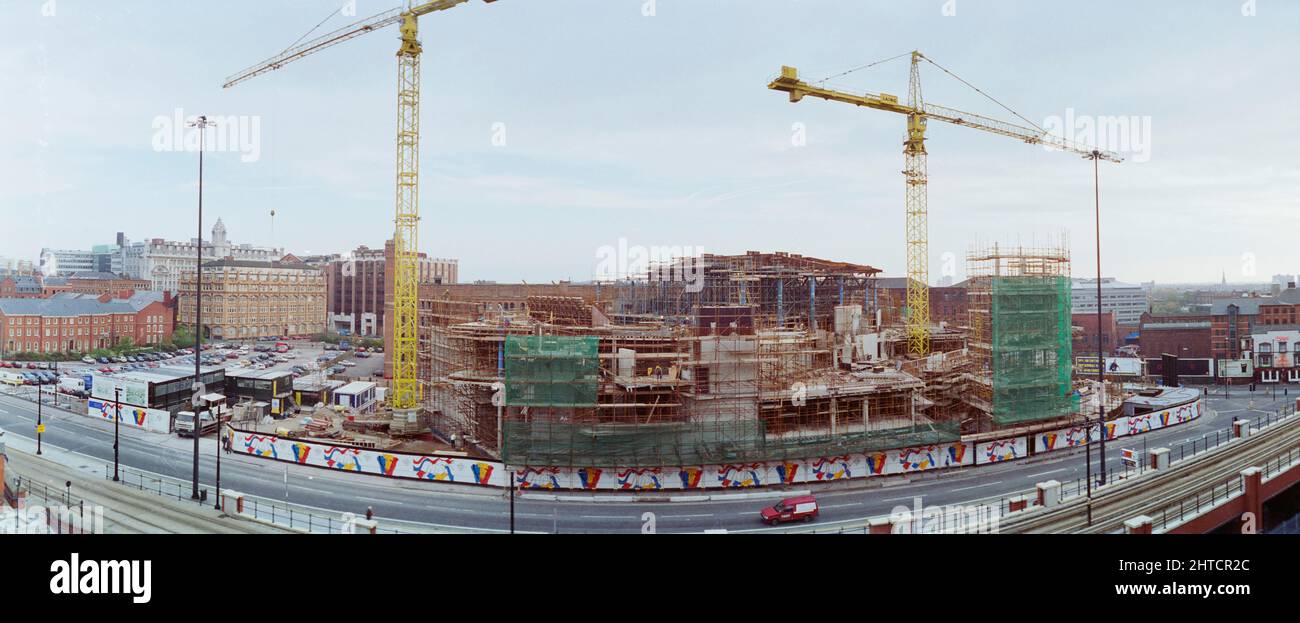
[58, 376, 86, 395]
[0, 370, 27, 386]
[175, 411, 219, 438]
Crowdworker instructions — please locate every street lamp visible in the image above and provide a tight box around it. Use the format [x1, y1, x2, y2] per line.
[113, 387, 121, 482]
[36, 367, 43, 455]
[188, 114, 214, 500]
[211, 396, 226, 511]
[1087, 149, 1108, 490]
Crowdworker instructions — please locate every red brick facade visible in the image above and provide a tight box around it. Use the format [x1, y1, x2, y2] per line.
[0, 293, 175, 355]
[1138, 312, 1211, 359]
[1072, 312, 1119, 355]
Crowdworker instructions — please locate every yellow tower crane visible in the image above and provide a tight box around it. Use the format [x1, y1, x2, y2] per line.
[769, 51, 1122, 356]
[224, 0, 500, 424]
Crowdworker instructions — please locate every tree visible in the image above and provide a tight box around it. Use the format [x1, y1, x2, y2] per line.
[171, 325, 194, 349]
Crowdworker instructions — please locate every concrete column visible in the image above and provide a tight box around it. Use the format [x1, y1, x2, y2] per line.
[353, 518, 378, 535]
[1008, 495, 1029, 513]
[1037, 480, 1061, 507]
[223, 490, 245, 514]
[868, 516, 893, 535]
[1241, 467, 1262, 529]
[1123, 515, 1153, 534]
[830, 395, 838, 436]
[1149, 447, 1169, 470]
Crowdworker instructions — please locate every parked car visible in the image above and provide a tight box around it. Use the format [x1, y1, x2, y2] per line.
[81, 356, 96, 364]
[759, 495, 819, 526]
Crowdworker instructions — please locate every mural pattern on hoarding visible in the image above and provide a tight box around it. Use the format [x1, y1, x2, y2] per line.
[976, 438, 1026, 464]
[86, 399, 170, 434]
[229, 429, 508, 487]
[1037, 398, 1203, 448]
[228, 399, 1202, 491]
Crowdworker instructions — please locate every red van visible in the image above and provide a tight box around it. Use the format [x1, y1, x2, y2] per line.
[760, 495, 819, 525]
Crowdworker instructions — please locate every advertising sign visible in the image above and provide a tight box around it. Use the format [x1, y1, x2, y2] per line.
[1216, 358, 1253, 378]
[89, 375, 149, 407]
[1074, 357, 1142, 376]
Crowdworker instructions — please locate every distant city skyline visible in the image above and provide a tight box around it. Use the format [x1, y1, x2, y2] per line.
[3, 1, 1298, 284]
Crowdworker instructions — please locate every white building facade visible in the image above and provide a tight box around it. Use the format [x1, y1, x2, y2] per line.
[124, 218, 282, 294]
[1071, 278, 1148, 325]
[1247, 326, 1300, 383]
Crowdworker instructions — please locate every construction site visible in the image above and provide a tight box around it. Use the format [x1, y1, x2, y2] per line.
[216, 4, 1130, 469]
[296, 244, 1110, 470]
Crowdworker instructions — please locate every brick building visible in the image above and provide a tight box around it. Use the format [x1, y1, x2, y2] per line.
[0, 274, 43, 298]
[41, 271, 151, 297]
[325, 242, 458, 338]
[1071, 311, 1119, 356]
[177, 257, 326, 340]
[0, 291, 175, 355]
[1137, 312, 1211, 359]
[1210, 285, 1300, 360]
[877, 277, 969, 327]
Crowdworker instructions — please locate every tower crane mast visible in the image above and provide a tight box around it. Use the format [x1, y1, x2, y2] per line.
[225, 0, 500, 425]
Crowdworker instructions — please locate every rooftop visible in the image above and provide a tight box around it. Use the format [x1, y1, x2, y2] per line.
[1124, 386, 1201, 410]
[335, 381, 377, 395]
[1210, 286, 1300, 315]
[0, 292, 167, 317]
[199, 258, 320, 271]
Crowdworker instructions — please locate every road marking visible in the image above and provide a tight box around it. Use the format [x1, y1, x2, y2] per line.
[950, 480, 1002, 492]
[880, 495, 921, 502]
[580, 515, 636, 520]
[671, 513, 714, 519]
[1026, 468, 1067, 478]
[822, 503, 861, 509]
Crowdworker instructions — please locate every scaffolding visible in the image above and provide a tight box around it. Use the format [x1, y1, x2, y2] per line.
[967, 243, 1077, 429]
[417, 252, 959, 468]
[605, 251, 880, 331]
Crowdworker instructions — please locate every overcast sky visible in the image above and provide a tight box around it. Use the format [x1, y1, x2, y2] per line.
[2, 0, 1297, 284]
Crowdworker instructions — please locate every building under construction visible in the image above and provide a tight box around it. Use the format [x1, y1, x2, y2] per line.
[376, 248, 1108, 468]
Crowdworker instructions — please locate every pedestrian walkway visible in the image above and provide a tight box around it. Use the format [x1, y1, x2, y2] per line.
[3, 434, 289, 534]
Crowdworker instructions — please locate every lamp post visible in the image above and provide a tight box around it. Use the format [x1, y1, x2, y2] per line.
[1087, 149, 1108, 490]
[188, 115, 214, 500]
[36, 366, 43, 455]
[113, 387, 121, 482]
[214, 398, 224, 511]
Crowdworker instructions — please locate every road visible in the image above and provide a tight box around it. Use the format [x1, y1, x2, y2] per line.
[0, 386, 1288, 533]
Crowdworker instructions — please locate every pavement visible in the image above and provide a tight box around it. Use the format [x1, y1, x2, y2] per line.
[2, 435, 289, 534]
[0, 384, 1289, 533]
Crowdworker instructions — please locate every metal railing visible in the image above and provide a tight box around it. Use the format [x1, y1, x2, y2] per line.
[1152, 474, 1246, 532]
[106, 463, 418, 534]
[5, 474, 94, 534]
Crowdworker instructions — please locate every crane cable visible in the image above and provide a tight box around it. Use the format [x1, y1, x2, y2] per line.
[282, 6, 347, 54]
[920, 56, 1046, 134]
[812, 51, 913, 87]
